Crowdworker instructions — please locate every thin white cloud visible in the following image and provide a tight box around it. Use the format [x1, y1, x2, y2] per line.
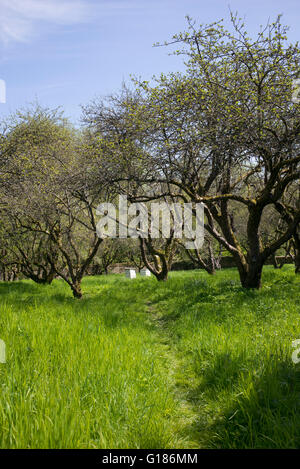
[0, 0, 90, 44]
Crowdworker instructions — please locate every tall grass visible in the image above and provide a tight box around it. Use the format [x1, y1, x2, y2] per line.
[0, 266, 299, 448]
[0, 277, 189, 448]
[148, 267, 300, 448]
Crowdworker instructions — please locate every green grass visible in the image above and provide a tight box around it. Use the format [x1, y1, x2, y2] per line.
[0, 266, 299, 448]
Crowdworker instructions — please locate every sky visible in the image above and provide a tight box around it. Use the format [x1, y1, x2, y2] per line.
[0, 0, 299, 125]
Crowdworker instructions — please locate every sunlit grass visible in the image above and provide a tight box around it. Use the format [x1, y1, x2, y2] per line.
[149, 266, 300, 448]
[0, 276, 187, 448]
[0, 266, 299, 448]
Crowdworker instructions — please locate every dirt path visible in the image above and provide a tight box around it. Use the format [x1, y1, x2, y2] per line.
[145, 301, 203, 448]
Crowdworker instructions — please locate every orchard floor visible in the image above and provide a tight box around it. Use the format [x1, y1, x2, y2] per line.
[0, 266, 299, 448]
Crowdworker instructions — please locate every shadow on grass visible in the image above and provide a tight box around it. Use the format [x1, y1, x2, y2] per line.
[0, 281, 41, 295]
[148, 269, 299, 326]
[184, 353, 300, 448]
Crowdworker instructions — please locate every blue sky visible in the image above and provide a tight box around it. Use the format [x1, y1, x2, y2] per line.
[0, 0, 299, 124]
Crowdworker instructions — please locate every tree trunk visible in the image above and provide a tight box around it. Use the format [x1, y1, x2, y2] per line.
[293, 234, 300, 274]
[138, 238, 173, 282]
[295, 249, 300, 274]
[71, 282, 82, 299]
[46, 270, 56, 284]
[155, 267, 168, 281]
[272, 253, 280, 269]
[241, 206, 264, 289]
[241, 261, 263, 289]
[232, 248, 263, 289]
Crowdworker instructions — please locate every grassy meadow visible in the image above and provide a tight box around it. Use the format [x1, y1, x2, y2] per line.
[0, 266, 299, 448]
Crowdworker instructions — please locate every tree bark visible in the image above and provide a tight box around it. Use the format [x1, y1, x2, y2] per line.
[294, 235, 300, 274]
[71, 282, 83, 299]
[241, 261, 263, 289]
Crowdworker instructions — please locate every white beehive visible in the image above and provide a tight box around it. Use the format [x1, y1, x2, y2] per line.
[140, 268, 151, 277]
[125, 268, 136, 279]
